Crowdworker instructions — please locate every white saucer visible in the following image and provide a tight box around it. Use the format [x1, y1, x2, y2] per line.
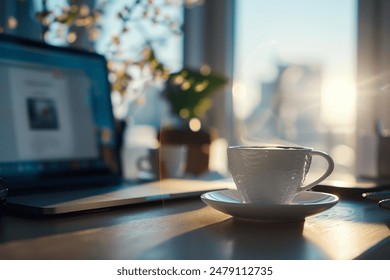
[201, 189, 339, 222]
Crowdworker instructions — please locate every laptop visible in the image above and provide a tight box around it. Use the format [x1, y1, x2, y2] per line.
[0, 34, 231, 215]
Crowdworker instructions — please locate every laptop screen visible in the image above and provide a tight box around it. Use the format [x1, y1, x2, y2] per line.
[0, 34, 121, 191]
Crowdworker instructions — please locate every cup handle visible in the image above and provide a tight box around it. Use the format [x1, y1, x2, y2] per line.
[300, 150, 334, 192]
[136, 155, 150, 172]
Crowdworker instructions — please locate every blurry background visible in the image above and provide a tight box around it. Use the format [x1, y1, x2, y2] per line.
[233, 0, 356, 180]
[1, 0, 390, 181]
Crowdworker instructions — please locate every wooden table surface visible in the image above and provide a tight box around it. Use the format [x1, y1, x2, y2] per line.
[0, 193, 389, 260]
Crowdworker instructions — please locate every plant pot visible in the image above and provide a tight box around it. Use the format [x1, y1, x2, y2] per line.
[159, 127, 215, 175]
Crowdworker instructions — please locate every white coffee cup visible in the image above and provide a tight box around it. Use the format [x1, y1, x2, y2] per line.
[227, 146, 334, 204]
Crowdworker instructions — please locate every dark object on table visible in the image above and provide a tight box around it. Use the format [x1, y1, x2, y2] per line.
[0, 177, 7, 216]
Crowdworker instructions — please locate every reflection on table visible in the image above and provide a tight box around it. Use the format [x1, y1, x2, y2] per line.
[0, 189, 389, 260]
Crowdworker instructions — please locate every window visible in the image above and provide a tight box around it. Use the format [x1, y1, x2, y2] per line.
[95, 0, 184, 73]
[233, 0, 357, 176]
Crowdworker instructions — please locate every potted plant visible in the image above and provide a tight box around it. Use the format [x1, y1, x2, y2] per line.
[160, 66, 227, 174]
